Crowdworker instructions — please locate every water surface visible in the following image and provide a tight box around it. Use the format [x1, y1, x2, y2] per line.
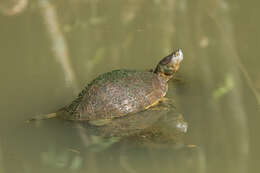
[0, 0, 259, 173]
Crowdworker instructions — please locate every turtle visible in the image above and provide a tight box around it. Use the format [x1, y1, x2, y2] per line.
[30, 49, 183, 126]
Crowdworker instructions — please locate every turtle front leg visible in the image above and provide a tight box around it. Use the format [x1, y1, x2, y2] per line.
[159, 97, 176, 108]
[147, 98, 174, 111]
[159, 97, 169, 103]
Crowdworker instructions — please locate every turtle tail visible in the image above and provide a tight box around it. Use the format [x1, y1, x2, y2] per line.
[26, 112, 57, 122]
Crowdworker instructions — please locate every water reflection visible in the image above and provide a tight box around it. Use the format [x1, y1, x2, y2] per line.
[4, 104, 191, 173]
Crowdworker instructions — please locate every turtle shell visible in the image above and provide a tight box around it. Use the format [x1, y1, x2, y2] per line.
[65, 69, 168, 121]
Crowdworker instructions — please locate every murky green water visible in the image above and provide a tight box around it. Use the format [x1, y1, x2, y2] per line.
[0, 0, 259, 173]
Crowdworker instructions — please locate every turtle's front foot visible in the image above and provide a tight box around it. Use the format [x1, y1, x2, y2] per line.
[160, 97, 169, 103]
[159, 97, 176, 108]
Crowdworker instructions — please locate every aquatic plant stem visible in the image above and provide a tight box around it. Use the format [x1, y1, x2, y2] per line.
[38, 0, 79, 92]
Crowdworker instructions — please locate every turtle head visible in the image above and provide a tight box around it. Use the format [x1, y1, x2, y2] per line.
[154, 49, 183, 81]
